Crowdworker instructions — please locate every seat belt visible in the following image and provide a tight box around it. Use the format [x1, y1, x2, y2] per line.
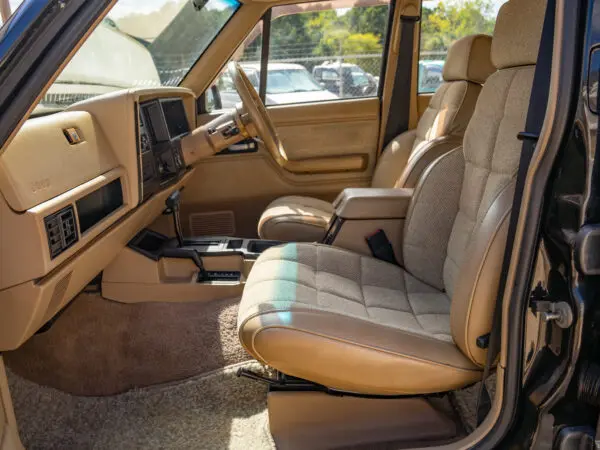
[382, 13, 420, 148]
[366, 229, 399, 265]
[475, 0, 555, 426]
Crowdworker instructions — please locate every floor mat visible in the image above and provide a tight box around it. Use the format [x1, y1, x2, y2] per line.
[4, 294, 250, 396]
[450, 374, 497, 432]
[8, 361, 274, 450]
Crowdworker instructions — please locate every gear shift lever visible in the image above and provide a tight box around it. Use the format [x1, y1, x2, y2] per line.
[165, 190, 185, 247]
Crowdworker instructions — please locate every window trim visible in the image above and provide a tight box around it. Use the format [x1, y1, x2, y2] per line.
[376, 0, 397, 99]
[258, 9, 271, 101]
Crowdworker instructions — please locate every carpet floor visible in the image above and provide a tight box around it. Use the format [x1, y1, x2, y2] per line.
[8, 361, 274, 450]
[4, 292, 477, 448]
[4, 293, 250, 396]
[449, 374, 497, 433]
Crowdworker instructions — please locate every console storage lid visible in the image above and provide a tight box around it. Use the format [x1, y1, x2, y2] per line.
[332, 188, 414, 220]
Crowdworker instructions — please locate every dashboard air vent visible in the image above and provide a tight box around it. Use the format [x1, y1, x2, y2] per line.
[44, 206, 78, 259]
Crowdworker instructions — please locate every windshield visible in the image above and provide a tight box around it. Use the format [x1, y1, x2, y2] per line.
[266, 69, 323, 94]
[36, 0, 240, 114]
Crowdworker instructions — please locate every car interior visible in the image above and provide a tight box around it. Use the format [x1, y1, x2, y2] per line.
[0, 0, 554, 448]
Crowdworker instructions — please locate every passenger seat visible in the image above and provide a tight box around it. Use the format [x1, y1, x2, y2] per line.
[258, 33, 496, 243]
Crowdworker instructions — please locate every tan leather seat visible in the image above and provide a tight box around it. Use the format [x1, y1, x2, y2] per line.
[238, 0, 546, 395]
[258, 33, 496, 242]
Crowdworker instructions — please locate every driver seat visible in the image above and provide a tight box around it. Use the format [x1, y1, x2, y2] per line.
[238, 0, 546, 395]
[257, 33, 495, 243]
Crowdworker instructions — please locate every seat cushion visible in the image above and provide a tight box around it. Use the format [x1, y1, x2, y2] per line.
[238, 243, 482, 395]
[257, 196, 334, 242]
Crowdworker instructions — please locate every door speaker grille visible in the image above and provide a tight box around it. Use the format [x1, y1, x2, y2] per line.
[189, 211, 235, 236]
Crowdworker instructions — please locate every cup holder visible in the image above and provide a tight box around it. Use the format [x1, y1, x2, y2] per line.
[227, 239, 244, 249]
[247, 240, 281, 254]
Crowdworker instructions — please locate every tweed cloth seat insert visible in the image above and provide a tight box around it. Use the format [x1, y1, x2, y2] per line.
[239, 243, 453, 342]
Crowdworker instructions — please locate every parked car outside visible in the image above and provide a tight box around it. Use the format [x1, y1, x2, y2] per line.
[312, 61, 378, 98]
[218, 63, 338, 108]
[418, 60, 445, 93]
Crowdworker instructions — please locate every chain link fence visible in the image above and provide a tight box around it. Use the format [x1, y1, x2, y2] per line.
[149, 46, 450, 99]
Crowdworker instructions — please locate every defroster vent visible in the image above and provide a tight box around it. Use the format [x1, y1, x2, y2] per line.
[44, 205, 78, 259]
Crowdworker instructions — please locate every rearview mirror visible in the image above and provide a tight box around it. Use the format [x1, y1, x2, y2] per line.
[191, 0, 209, 10]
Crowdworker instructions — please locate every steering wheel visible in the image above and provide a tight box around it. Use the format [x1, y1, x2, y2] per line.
[227, 62, 289, 166]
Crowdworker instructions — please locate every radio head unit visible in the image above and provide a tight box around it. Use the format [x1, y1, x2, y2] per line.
[137, 98, 188, 202]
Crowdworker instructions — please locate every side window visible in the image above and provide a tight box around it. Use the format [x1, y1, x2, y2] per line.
[206, 22, 263, 112]
[418, 0, 505, 94]
[268, 0, 390, 105]
[205, 0, 390, 111]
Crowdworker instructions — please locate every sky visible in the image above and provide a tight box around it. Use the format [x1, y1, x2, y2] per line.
[4, 0, 507, 23]
[108, 0, 180, 18]
[107, 0, 508, 19]
[423, 0, 506, 16]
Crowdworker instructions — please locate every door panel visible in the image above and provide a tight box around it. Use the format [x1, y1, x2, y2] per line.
[272, 98, 380, 161]
[178, 98, 380, 238]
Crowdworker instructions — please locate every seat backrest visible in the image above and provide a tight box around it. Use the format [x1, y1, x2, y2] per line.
[371, 34, 495, 189]
[402, 0, 547, 366]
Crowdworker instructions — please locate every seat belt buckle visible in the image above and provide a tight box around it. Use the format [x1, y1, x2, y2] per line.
[366, 230, 398, 265]
[517, 131, 540, 142]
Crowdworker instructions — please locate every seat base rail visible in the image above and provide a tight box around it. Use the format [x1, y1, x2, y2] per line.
[237, 368, 447, 400]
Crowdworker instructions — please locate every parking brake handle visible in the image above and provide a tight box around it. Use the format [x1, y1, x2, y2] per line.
[161, 246, 208, 281]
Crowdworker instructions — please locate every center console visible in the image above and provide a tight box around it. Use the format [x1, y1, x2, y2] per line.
[129, 229, 281, 264]
[101, 189, 282, 303]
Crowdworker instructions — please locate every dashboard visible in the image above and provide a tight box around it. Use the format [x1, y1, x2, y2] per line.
[0, 87, 197, 351]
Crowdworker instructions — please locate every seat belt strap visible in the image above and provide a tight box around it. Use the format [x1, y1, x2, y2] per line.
[382, 14, 419, 148]
[366, 229, 398, 265]
[475, 0, 555, 426]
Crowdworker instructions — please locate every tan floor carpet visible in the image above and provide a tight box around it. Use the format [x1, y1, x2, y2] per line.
[8, 361, 274, 450]
[4, 293, 250, 396]
[3, 292, 471, 448]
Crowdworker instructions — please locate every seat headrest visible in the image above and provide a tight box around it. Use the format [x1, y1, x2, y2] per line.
[492, 0, 547, 70]
[442, 34, 495, 84]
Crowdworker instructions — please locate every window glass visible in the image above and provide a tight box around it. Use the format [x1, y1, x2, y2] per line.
[418, 0, 507, 94]
[36, 0, 240, 115]
[268, 0, 390, 105]
[206, 0, 390, 110]
[208, 22, 264, 111]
